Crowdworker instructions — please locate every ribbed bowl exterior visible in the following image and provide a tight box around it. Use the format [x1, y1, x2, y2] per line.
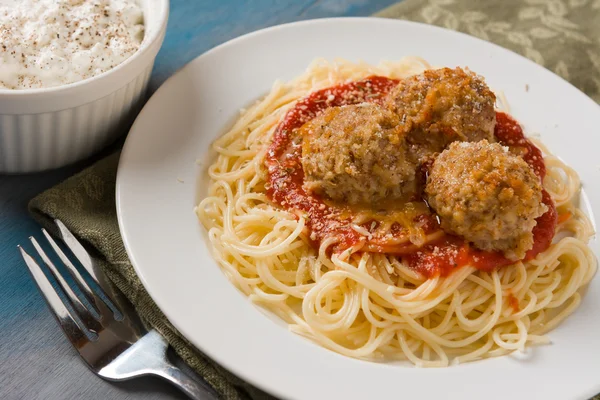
[0, 65, 153, 173]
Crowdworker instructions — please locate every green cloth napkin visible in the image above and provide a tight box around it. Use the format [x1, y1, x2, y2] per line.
[29, 1, 600, 399]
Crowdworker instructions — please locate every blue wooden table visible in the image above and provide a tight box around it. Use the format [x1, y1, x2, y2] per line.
[0, 1, 397, 398]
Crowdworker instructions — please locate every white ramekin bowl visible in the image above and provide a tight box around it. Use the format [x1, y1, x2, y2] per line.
[0, 0, 169, 173]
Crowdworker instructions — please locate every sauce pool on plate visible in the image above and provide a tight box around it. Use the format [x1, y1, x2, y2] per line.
[265, 76, 557, 278]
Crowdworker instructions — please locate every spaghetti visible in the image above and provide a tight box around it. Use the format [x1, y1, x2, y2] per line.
[196, 58, 596, 367]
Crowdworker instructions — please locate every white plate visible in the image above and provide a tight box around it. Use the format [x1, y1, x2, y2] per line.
[116, 18, 600, 400]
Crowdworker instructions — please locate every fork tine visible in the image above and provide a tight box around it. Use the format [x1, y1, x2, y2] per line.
[54, 220, 123, 320]
[29, 236, 101, 334]
[55, 220, 99, 282]
[42, 229, 99, 311]
[18, 245, 89, 346]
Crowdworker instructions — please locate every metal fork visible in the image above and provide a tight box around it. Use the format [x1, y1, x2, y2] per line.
[18, 219, 216, 399]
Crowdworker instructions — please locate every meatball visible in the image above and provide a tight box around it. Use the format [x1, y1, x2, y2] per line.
[387, 67, 496, 160]
[425, 140, 547, 260]
[301, 103, 416, 205]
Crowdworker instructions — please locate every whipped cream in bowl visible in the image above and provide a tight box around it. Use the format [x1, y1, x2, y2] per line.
[0, 0, 169, 173]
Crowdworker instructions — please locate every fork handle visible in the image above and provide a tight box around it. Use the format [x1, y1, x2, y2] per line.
[144, 330, 217, 400]
[104, 330, 217, 399]
[156, 363, 216, 400]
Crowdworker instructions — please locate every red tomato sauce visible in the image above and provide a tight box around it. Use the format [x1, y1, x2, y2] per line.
[264, 77, 557, 277]
[507, 291, 521, 313]
[265, 76, 400, 253]
[495, 111, 546, 179]
[404, 190, 556, 277]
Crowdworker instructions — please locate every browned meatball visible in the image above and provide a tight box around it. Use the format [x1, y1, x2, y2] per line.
[387, 67, 496, 161]
[301, 103, 416, 205]
[425, 140, 547, 260]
